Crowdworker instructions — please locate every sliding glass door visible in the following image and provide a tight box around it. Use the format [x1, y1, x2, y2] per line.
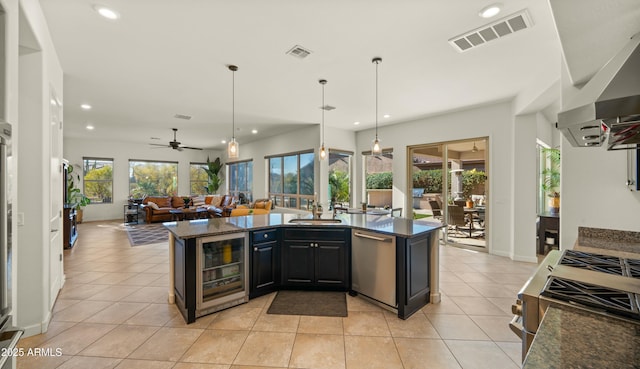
[409, 138, 488, 251]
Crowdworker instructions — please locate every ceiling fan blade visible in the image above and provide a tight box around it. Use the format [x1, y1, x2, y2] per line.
[176, 147, 184, 152]
[149, 143, 170, 147]
[181, 146, 203, 150]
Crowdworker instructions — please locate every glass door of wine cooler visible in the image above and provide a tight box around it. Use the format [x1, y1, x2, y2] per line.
[197, 233, 248, 312]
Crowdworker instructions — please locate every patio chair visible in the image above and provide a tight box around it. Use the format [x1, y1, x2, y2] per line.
[447, 205, 474, 238]
[390, 208, 402, 217]
[428, 200, 443, 220]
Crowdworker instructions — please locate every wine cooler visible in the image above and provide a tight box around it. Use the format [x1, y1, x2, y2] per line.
[196, 233, 248, 317]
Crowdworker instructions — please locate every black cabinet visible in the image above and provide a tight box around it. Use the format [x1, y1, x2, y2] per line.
[397, 232, 434, 319]
[63, 206, 78, 249]
[249, 229, 280, 298]
[282, 228, 349, 289]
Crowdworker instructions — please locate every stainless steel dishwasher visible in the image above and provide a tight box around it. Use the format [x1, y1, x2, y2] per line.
[351, 230, 396, 309]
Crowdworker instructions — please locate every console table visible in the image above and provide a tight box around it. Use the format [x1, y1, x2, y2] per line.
[538, 212, 559, 255]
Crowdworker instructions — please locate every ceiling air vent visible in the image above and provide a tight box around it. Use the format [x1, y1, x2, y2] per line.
[286, 45, 312, 59]
[173, 114, 192, 120]
[320, 105, 336, 111]
[449, 9, 533, 52]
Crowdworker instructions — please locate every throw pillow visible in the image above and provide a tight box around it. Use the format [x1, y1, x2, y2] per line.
[147, 201, 160, 210]
[210, 195, 222, 207]
[192, 195, 205, 207]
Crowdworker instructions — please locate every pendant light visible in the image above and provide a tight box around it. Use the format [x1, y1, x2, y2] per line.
[319, 79, 327, 160]
[472, 142, 478, 152]
[371, 57, 382, 155]
[227, 64, 239, 159]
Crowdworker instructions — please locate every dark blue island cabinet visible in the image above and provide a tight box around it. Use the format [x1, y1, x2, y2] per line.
[397, 232, 433, 319]
[249, 228, 280, 299]
[166, 214, 442, 323]
[280, 228, 350, 290]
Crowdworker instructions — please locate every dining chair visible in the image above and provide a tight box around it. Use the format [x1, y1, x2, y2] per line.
[428, 200, 442, 220]
[447, 205, 474, 238]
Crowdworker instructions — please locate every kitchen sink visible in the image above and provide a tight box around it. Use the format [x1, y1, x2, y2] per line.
[288, 218, 342, 224]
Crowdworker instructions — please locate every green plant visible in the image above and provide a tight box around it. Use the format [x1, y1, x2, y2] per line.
[461, 169, 487, 200]
[66, 164, 91, 209]
[541, 148, 560, 198]
[366, 172, 393, 189]
[412, 169, 443, 193]
[329, 170, 350, 203]
[203, 157, 223, 194]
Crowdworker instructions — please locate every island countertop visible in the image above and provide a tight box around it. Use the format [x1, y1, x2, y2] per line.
[163, 212, 443, 239]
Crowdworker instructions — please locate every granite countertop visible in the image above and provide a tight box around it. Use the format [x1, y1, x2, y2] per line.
[523, 304, 640, 369]
[163, 212, 443, 239]
[575, 226, 640, 256]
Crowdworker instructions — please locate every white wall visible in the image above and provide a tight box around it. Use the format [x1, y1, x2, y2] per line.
[353, 101, 534, 260]
[64, 137, 221, 222]
[561, 139, 640, 248]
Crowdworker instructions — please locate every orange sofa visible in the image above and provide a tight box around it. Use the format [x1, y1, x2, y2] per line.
[229, 199, 273, 217]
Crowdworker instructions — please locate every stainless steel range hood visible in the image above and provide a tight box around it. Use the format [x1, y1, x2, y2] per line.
[557, 33, 640, 150]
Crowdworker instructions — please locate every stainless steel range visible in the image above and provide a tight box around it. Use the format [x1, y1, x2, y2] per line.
[510, 249, 640, 362]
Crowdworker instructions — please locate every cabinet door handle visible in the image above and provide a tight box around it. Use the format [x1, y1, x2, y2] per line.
[254, 247, 258, 251]
[263, 234, 268, 239]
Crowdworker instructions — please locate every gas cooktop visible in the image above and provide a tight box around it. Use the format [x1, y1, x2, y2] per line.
[559, 250, 640, 279]
[541, 250, 640, 321]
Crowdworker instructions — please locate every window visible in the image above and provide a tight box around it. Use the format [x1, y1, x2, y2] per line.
[83, 157, 113, 204]
[268, 151, 314, 209]
[228, 160, 253, 203]
[363, 149, 393, 207]
[129, 160, 178, 197]
[328, 150, 353, 207]
[190, 163, 208, 196]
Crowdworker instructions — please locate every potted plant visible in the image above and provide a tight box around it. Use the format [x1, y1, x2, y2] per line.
[203, 157, 223, 194]
[541, 148, 561, 213]
[66, 164, 91, 222]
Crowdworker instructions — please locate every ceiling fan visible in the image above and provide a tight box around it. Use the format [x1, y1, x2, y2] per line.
[149, 128, 202, 151]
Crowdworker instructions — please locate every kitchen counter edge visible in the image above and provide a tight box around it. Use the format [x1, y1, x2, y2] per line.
[162, 213, 443, 239]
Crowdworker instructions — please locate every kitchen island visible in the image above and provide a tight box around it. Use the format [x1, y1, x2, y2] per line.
[164, 212, 443, 323]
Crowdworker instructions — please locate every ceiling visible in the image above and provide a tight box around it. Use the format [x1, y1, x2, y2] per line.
[36, 1, 638, 151]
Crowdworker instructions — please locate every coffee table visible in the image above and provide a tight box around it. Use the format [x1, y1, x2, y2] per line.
[170, 207, 209, 221]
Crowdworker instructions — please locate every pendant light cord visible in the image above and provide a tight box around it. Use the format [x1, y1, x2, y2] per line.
[232, 68, 235, 140]
[372, 57, 381, 141]
[322, 82, 325, 144]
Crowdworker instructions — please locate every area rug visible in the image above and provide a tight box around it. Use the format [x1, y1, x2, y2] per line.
[267, 291, 347, 317]
[125, 223, 169, 246]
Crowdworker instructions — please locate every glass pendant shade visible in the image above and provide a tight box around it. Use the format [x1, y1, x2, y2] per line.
[228, 138, 239, 159]
[372, 138, 382, 155]
[319, 144, 327, 160]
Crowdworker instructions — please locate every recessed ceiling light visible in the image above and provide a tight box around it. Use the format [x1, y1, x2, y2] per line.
[221, 140, 227, 144]
[86, 125, 95, 130]
[383, 114, 391, 118]
[354, 121, 360, 125]
[81, 104, 92, 110]
[93, 5, 120, 20]
[479, 3, 502, 18]
[251, 129, 258, 134]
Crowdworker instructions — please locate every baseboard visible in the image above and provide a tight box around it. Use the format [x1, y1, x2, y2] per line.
[21, 315, 51, 338]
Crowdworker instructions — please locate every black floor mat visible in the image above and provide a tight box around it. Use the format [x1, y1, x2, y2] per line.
[267, 290, 347, 317]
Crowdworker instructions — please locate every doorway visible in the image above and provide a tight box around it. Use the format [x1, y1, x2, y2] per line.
[409, 138, 488, 251]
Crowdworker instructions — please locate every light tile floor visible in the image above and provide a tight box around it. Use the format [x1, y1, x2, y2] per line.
[17, 220, 538, 369]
